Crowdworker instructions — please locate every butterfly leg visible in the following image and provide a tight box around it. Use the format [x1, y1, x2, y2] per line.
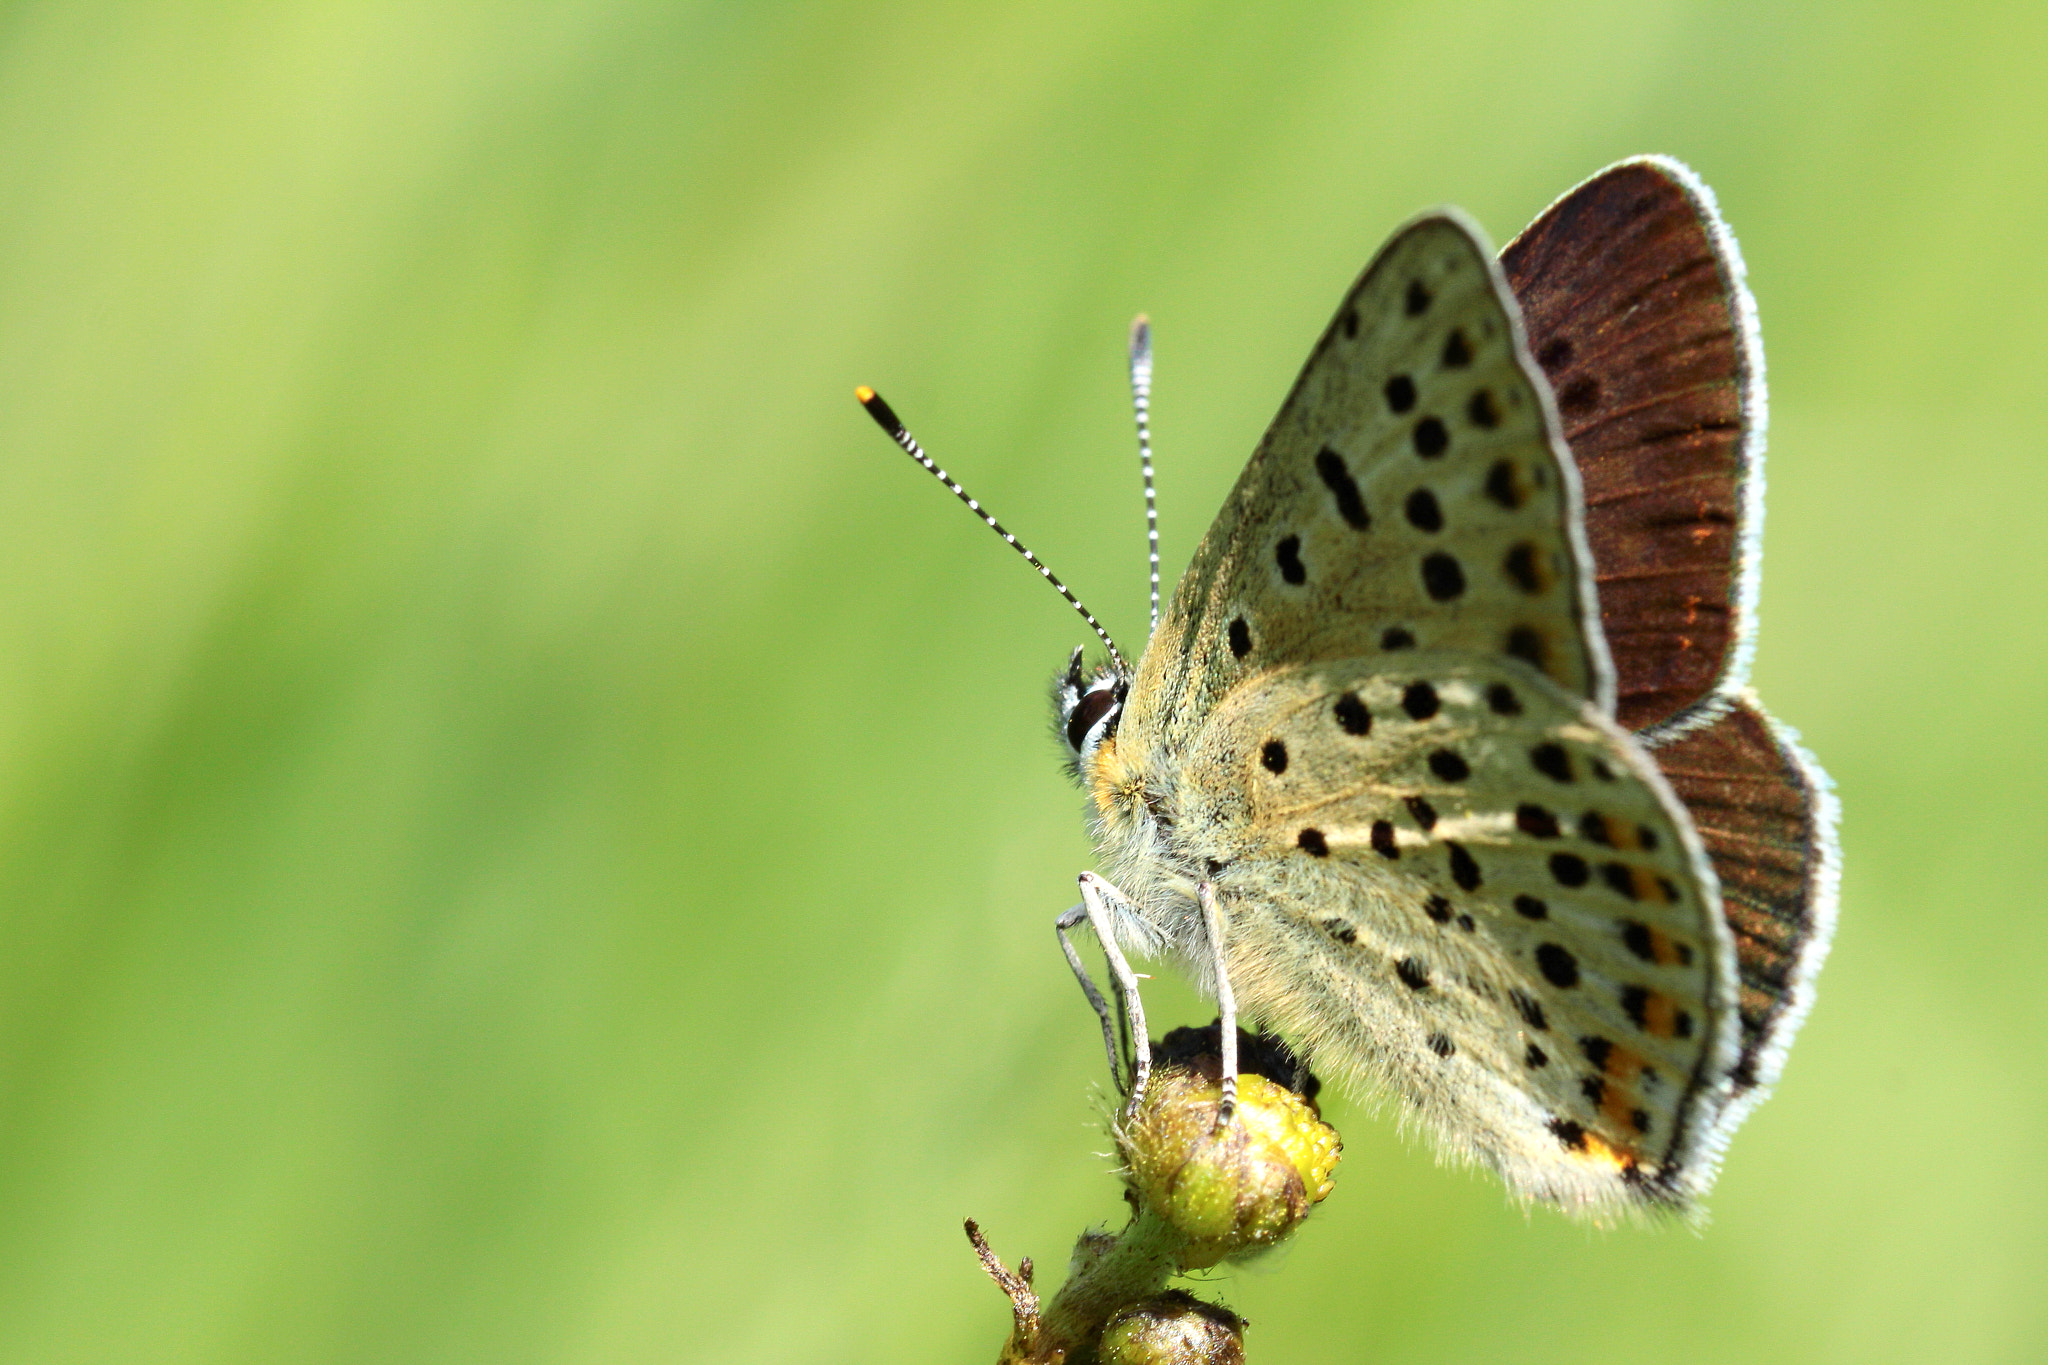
[1072, 872, 1152, 1112]
[1198, 880, 1238, 1126]
[1055, 902, 1128, 1094]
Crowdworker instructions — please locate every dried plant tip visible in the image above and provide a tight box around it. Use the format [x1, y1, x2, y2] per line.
[965, 1217, 1041, 1352]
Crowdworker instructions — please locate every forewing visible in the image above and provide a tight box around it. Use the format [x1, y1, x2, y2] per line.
[1177, 656, 1740, 1213]
[1502, 157, 1765, 738]
[1123, 215, 1613, 762]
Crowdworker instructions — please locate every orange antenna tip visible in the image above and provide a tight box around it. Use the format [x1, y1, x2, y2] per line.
[855, 386, 905, 437]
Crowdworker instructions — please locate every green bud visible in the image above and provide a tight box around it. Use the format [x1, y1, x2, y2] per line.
[1097, 1291, 1245, 1365]
[1121, 1064, 1340, 1269]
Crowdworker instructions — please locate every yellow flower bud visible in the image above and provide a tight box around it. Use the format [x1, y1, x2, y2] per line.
[1121, 1060, 1340, 1269]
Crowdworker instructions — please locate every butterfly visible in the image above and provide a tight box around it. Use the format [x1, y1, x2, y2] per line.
[860, 156, 1837, 1216]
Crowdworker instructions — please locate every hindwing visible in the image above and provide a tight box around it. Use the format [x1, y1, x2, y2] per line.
[1168, 656, 1739, 1211]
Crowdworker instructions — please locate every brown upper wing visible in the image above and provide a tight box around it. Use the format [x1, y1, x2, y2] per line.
[1501, 157, 1765, 738]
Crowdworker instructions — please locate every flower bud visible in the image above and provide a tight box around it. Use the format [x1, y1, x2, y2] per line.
[1120, 1038, 1340, 1269]
[1097, 1291, 1245, 1365]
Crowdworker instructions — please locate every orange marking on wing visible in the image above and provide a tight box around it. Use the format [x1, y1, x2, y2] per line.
[1627, 865, 1669, 902]
[1577, 1129, 1639, 1169]
[1600, 1044, 1648, 1082]
[1601, 1084, 1642, 1134]
[1646, 927, 1688, 967]
[1640, 992, 1679, 1039]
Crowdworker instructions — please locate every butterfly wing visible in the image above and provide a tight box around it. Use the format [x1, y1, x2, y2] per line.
[1504, 158, 1837, 1152]
[1647, 693, 1838, 1126]
[1502, 156, 1765, 739]
[1121, 214, 1615, 763]
[1109, 211, 1747, 1213]
[1169, 656, 1740, 1212]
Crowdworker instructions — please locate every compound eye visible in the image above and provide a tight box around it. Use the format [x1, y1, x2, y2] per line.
[1066, 686, 1119, 752]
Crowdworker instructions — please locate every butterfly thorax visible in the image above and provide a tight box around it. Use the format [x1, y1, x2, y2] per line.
[1056, 651, 1210, 961]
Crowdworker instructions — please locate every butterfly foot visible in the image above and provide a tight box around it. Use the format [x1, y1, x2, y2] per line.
[1213, 1079, 1238, 1131]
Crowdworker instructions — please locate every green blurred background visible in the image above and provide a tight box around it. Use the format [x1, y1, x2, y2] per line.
[0, 3, 2039, 1361]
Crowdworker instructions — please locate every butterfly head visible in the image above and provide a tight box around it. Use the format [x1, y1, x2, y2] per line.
[1054, 646, 1129, 774]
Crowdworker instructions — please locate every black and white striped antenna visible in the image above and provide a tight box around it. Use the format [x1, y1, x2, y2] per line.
[857, 386, 1130, 675]
[1128, 315, 1161, 636]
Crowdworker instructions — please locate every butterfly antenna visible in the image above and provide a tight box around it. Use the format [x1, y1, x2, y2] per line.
[1128, 315, 1161, 636]
[856, 386, 1129, 674]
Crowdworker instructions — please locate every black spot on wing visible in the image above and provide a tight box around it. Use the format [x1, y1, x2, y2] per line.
[1536, 943, 1580, 988]
[1484, 458, 1522, 509]
[1275, 534, 1306, 585]
[1315, 447, 1371, 529]
[1550, 852, 1591, 887]
[1621, 986, 1651, 1029]
[1506, 626, 1546, 671]
[1422, 553, 1465, 600]
[1401, 681, 1440, 720]
[1602, 862, 1641, 899]
[1446, 841, 1481, 891]
[1504, 543, 1545, 594]
[1621, 920, 1656, 962]
[1558, 375, 1601, 416]
[1531, 743, 1573, 782]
